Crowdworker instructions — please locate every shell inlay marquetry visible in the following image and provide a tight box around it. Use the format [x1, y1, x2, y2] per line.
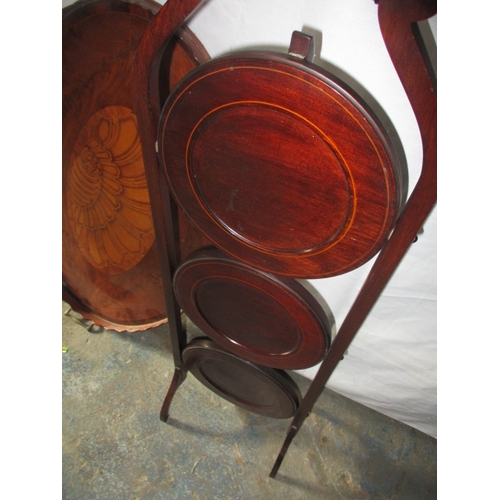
[68, 106, 154, 274]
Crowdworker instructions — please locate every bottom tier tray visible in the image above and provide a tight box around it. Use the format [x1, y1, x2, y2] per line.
[183, 338, 302, 419]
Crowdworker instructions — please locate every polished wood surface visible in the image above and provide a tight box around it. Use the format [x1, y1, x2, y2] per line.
[159, 51, 406, 278]
[174, 247, 332, 369]
[62, 0, 210, 331]
[182, 338, 302, 419]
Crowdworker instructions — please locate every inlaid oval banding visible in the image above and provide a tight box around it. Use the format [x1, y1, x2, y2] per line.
[189, 104, 352, 254]
[159, 53, 406, 278]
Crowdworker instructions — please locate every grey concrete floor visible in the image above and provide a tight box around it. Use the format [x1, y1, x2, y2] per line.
[62, 301, 437, 499]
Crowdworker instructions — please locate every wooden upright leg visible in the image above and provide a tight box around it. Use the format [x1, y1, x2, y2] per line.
[160, 367, 186, 422]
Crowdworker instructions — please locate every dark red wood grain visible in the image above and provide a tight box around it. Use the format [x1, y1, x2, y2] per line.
[159, 52, 406, 278]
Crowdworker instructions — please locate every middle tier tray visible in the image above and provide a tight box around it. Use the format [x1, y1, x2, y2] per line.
[174, 247, 334, 370]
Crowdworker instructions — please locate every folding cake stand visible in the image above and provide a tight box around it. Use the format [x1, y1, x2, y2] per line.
[130, 0, 436, 477]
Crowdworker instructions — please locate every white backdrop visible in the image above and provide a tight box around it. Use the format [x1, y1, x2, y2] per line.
[62, 0, 437, 437]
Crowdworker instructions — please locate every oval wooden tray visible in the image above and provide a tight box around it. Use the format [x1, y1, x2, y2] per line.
[62, 0, 210, 331]
[183, 337, 302, 419]
[159, 51, 407, 278]
[174, 247, 333, 369]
